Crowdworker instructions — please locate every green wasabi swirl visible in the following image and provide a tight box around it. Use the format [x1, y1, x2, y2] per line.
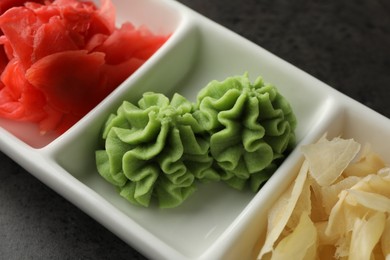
[194, 73, 297, 191]
[96, 73, 297, 208]
[95, 92, 218, 208]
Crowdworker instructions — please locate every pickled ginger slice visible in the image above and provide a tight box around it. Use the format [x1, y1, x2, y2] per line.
[301, 137, 360, 186]
[381, 216, 390, 258]
[345, 189, 390, 213]
[272, 212, 317, 260]
[257, 160, 309, 259]
[320, 176, 361, 215]
[349, 212, 386, 260]
[286, 175, 312, 230]
[350, 170, 390, 198]
[343, 145, 385, 178]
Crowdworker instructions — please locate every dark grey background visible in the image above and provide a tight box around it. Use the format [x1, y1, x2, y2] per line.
[1, 0, 389, 259]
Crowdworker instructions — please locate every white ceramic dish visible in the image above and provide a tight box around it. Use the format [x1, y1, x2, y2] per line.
[1, 0, 390, 259]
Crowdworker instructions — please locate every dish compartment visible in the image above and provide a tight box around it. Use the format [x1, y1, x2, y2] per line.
[0, 0, 190, 149]
[48, 7, 345, 258]
[233, 97, 390, 260]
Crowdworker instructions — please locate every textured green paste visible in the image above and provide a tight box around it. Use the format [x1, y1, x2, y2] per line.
[96, 93, 218, 208]
[194, 73, 297, 191]
[95, 74, 297, 208]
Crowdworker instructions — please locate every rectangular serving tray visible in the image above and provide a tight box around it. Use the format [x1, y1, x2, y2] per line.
[1, 0, 390, 259]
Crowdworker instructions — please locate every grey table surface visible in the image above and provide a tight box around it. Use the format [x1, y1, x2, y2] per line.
[1, 0, 390, 259]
